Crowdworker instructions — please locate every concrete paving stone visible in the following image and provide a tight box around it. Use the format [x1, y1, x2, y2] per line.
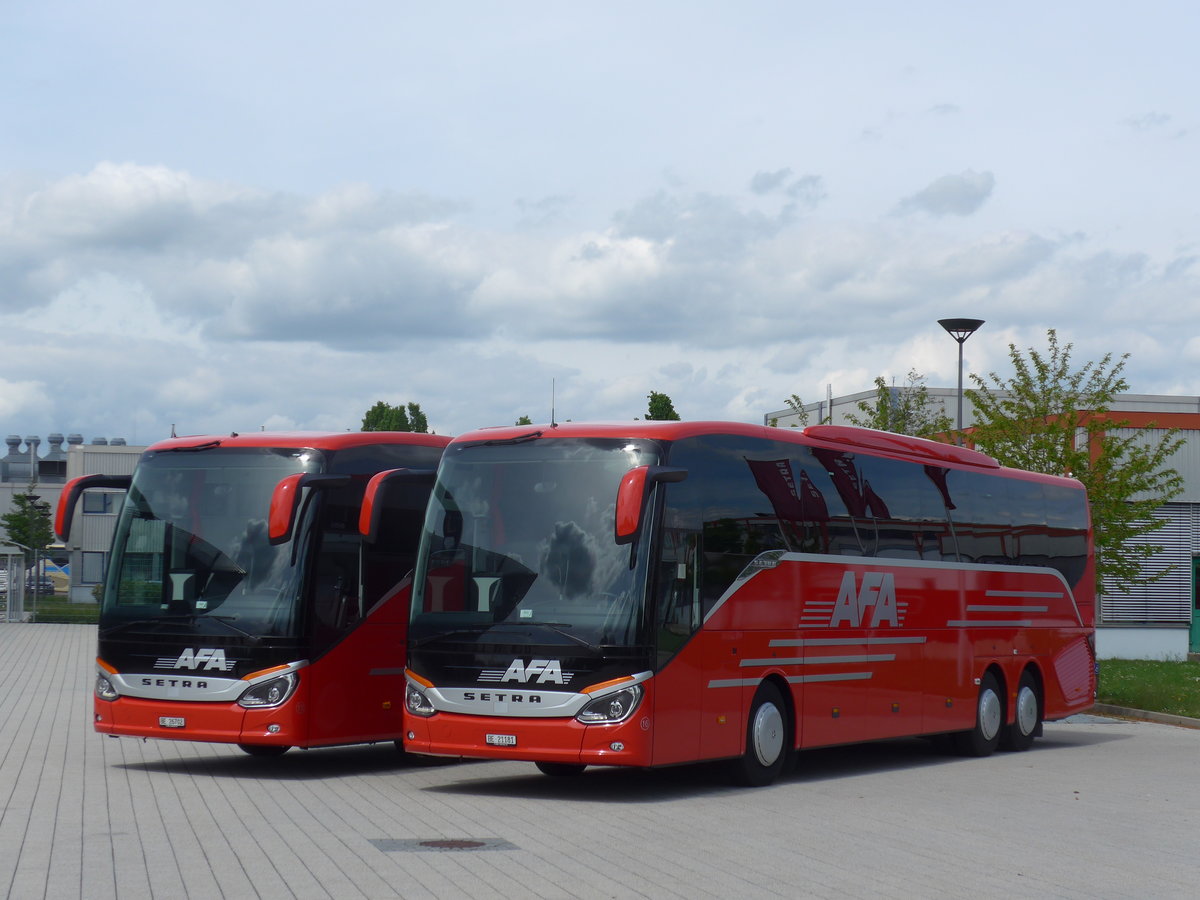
[4, 623, 1200, 899]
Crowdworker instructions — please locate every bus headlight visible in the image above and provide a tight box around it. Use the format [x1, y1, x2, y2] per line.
[405, 683, 436, 718]
[238, 672, 298, 709]
[96, 674, 119, 701]
[576, 684, 642, 724]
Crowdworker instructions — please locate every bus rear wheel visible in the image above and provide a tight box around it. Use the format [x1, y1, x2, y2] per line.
[730, 682, 788, 787]
[1001, 670, 1041, 752]
[237, 743, 290, 757]
[954, 672, 1003, 757]
[535, 761, 586, 777]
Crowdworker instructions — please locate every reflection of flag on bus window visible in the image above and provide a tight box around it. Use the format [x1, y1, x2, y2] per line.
[862, 480, 891, 519]
[924, 465, 957, 509]
[746, 459, 829, 522]
[812, 448, 868, 517]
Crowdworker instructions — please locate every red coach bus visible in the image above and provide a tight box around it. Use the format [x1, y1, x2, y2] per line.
[401, 421, 1095, 785]
[57, 431, 449, 756]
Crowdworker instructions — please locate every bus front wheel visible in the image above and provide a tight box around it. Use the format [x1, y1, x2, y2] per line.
[237, 743, 290, 757]
[954, 672, 1003, 757]
[730, 681, 788, 787]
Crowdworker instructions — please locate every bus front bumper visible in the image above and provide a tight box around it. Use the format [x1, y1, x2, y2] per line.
[405, 709, 654, 767]
[93, 694, 303, 748]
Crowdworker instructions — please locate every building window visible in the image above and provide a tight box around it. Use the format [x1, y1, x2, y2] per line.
[83, 492, 115, 514]
[81, 552, 107, 585]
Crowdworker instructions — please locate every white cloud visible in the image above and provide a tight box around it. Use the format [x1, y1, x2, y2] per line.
[0, 378, 51, 420]
[1, 160, 1198, 444]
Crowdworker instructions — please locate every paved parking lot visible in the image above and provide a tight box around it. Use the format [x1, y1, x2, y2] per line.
[3, 623, 1199, 899]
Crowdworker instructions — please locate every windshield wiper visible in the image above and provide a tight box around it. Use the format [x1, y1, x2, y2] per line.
[411, 626, 493, 648]
[165, 440, 222, 453]
[203, 615, 262, 644]
[100, 614, 198, 637]
[520, 621, 600, 652]
[468, 430, 543, 447]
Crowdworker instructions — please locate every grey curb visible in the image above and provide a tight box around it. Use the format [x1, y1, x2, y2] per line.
[1090, 702, 1200, 729]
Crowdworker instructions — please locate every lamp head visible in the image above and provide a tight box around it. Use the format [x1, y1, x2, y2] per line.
[938, 318, 985, 344]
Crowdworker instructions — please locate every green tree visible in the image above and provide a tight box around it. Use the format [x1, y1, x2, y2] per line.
[646, 391, 681, 421]
[361, 401, 429, 433]
[846, 370, 953, 437]
[769, 394, 809, 428]
[965, 329, 1184, 592]
[406, 402, 429, 434]
[1, 487, 53, 567]
[515, 415, 533, 426]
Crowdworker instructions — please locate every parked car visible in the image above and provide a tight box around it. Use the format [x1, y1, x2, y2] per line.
[26, 576, 55, 595]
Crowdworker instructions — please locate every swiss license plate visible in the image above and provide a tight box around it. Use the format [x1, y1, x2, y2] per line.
[159, 716, 186, 729]
[485, 733, 517, 747]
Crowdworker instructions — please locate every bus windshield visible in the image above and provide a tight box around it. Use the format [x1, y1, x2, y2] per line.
[411, 438, 660, 649]
[101, 446, 322, 637]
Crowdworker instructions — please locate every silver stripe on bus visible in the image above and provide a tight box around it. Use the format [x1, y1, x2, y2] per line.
[703, 552, 1085, 628]
[770, 636, 927, 647]
[986, 590, 1064, 599]
[946, 620, 1034, 627]
[967, 605, 1048, 613]
[740, 654, 896, 667]
[709, 672, 875, 688]
[786, 672, 873, 684]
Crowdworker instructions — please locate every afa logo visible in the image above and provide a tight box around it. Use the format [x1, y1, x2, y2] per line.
[478, 658, 575, 685]
[830, 571, 899, 628]
[154, 648, 236, 672]
[501, 659, 566, 684]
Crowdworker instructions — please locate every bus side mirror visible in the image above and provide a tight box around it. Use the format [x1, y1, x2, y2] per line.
[268, 473, 353, 545]
[55, 474, 132, 542]
[358, 468, 436, 542]
[615, 465, 687, 545]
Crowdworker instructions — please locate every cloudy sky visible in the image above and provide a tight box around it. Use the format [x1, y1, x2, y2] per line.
[2, 1, 1197, 444]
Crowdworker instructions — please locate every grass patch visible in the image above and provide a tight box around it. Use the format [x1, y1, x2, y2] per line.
[1097, 658, 1200, 719]
[22, 596, 100, 625]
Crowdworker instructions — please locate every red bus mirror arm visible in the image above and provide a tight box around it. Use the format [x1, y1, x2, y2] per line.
[267, 473, 352, 545]
[358, 468, 437, 542]
[55, 474, 132, 542]
[615, 465, 687, 545]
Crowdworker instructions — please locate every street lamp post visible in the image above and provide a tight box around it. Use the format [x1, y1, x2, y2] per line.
[938, 318, 985, 444]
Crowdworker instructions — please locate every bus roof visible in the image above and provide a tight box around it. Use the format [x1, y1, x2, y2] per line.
[449, 420, 1083, 488]
[146, 431, 452, 454]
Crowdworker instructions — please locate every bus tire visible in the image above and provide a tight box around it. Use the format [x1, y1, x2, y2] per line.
[237, 743, 290, 757]
[954, 671, 1003, 757]
[535, 761, 586, 777]
[1001, 670, 1041, 752]
[730, 681, 788, 787]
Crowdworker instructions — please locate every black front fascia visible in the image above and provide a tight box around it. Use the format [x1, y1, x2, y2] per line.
[99, 622, 304, 680]
[408, 628, 653, 693]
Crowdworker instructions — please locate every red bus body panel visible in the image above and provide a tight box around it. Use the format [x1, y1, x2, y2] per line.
[405, 421, 1095, 770]
[88, 431, 449, 751]
[409, 556, 1094, 766]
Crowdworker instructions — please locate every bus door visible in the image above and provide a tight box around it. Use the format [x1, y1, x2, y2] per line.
[651, 527, 704, 765]
[305, 483, 417, 746]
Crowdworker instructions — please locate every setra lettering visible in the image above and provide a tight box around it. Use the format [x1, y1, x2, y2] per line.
[141, 678, 210, 689]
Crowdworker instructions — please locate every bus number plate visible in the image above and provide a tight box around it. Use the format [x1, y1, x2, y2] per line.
[485, 733, 517, 746]
[159, 716, 186, 729]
